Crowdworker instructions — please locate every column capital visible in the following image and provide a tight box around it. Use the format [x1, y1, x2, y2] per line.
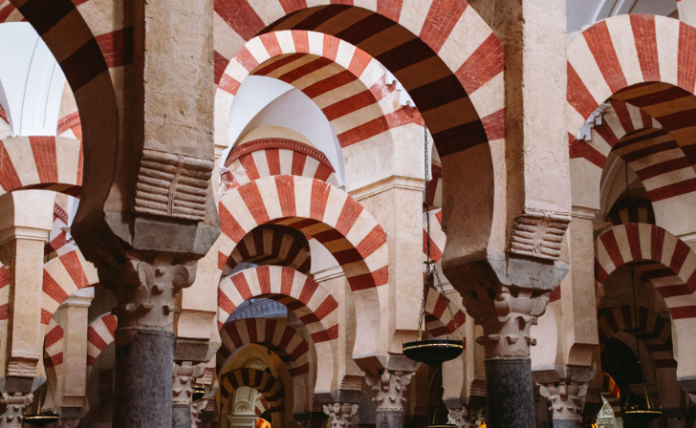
[99, 255, 197, 335]
[445, 405, 481, 428]
[365, 370, 413, 412]
[172, 361, 206, 406]
[0, 392, 33, 428]
[323, 403, 359, 428]
[539, 381, 588, 422]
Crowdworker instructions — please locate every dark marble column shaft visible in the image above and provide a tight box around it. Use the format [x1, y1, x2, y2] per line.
[375, 410, 403, 428]
[113, 329, 175, 428]
[485, 358, 536, 428]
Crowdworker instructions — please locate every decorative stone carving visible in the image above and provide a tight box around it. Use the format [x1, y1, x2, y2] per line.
[365, 370, 413, 412]
[446, 406, 480, 428]
[467, 285, 549, 358]
[0, 392, 33, 427]
[172, 361, 206, 406]
[6, 358, 38, 378]
[134, 149, 213, 221]
[99, 257, 197, 334]
[323, 403, 359, 428]
[510, 209, 571, 261]
[539, 381, 588, 422]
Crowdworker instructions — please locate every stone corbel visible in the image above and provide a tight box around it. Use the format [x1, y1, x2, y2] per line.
[0, 392, 33, 428]
[365, 370, 413, 412]
[323, 403, 359, 428]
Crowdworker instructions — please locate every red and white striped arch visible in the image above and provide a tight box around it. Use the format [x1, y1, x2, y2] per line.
[0, 1, 22, 22]
[424, 286, 466, 341]
[57, 111, 82, 141]
[220, 368, 284, 416]
[597, 305, 676, 369]
[606, 198, 656, 225]
[423, 209, 445, 263]
[43, 318, 64, 378]
[255, 396, 270, 416]
[87, 313, 117, 369]
[0, 136, 82, 198]
[222, 225, 311, 276]
[222, 138, 339, 190]
[214, 1, 504, 157]
[218, 317, 318, 413]
[595, 223, 696, 378]
[41, 244, 99, 328]
[218, 174, 388, 361]
[46, 200, 72, 260]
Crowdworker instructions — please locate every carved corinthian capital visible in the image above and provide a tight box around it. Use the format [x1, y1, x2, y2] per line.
[98, 256, 197, 336]
[467, 285, 549, 358]
[173, 361, 206, 406]
[365, 371, 413, 412]
[0, 392, 33, 428]
[539, 381, 588, 422]
[446, 406, 480, 428]
[323, 403, 359, 428]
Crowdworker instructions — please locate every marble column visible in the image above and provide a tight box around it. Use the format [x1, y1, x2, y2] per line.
[323, 403, 359, 428]
[99, 258, 197, 428]
[0, 392, 32, 427]
[366, 370, 413, 428]
[539, 381, 587, 428]
[172, 361, 205, 428]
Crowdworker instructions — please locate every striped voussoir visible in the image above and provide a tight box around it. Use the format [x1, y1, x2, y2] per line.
[218, 175, 388, 293]
[57, 111, 83, 141]
[222, 138, 339, 191]
[87, 313, 117, 369]
[221, 225, 311, 276]
[218, 266, 338, 344]
[423, 287, 466, 341]
[256, 396, 270, 416]
[607, 198, 656, 225]
[220, 368, 284, 414]
[423, 209, 445, 263]
[45, 202, 71, 259]
[0, 136, 82, 197]
[0, 0, 21, 22]
[595, 223, 696, 320]
[601, 372, 623, 419]
[216, 30, 420, 154]
[43, 318, 65, 373]
[41, 243, 99, 328]
[218, 318, 310, 376]
[214, 1, 505, 156]
[568, 15, 696, 198]
[597, 305, 676, 368]
[0, 263, 8, 369]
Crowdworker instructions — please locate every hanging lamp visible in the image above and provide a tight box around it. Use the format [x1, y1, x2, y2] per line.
[192, 383, 206, 401]
[23, 387, 59, 427]
[427, 403, 456, 428]
[402, 127, 463, 365]
[620, 162, 661, 422]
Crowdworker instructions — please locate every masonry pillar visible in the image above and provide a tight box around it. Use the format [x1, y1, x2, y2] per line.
[323, 403, 359, 428]
[366, 370, 413, 428]
[0, 190, 55, 427]
[172, 361, 205, 428]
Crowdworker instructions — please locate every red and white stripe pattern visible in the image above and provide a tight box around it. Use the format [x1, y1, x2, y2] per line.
[423, 209, 445, 263]
[218, 318, 310, 376]
[597, 305, 676, 368]
[606, 198, 656, 225]
[0, 0, 23, 23]
[222, 138, 339, 191]
[218, 174, 387, 299]
[255, 396, 270, 416]
[0, 105, 9, 139]
[45, 198, 72, 260]
[218, 266, 338, 342]
[567, 16, 696, 196]
[215, 10, 504, 156]
[0, 263, 8, 374]
[222, 225, 311, 276]
[57, 111, 83, 141]
[571, 98, 696, 203]
[424, 287, 466, 341]
[0, 136, 82, 197]
[87, 313, 117, 368]
[595, 224, 696, 320]
[220, 368, 284, 414]
[41, 243, 99, 327]
[43, 318, 64, 373]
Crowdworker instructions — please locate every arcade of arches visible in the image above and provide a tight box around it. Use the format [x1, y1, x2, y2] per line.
[3, 0, 696, 427]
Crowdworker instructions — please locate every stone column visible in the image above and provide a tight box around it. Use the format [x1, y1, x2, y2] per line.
[0, 392, 32, 427]
[99, 257, 197, 428]
[323, 403, 359, 428]
[445, 405, 481, 428]
[539, 381, 588, 428]
[366, 370, 413, 428]
[172, 361, 205, 428]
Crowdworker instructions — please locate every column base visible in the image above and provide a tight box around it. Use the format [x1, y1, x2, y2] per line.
[552, 419, 580, 428]
[375, 411, 403, 428]
[485, 357, 536, 428]
[172, 404, 192, 428]
[113, 328, 175, 428]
